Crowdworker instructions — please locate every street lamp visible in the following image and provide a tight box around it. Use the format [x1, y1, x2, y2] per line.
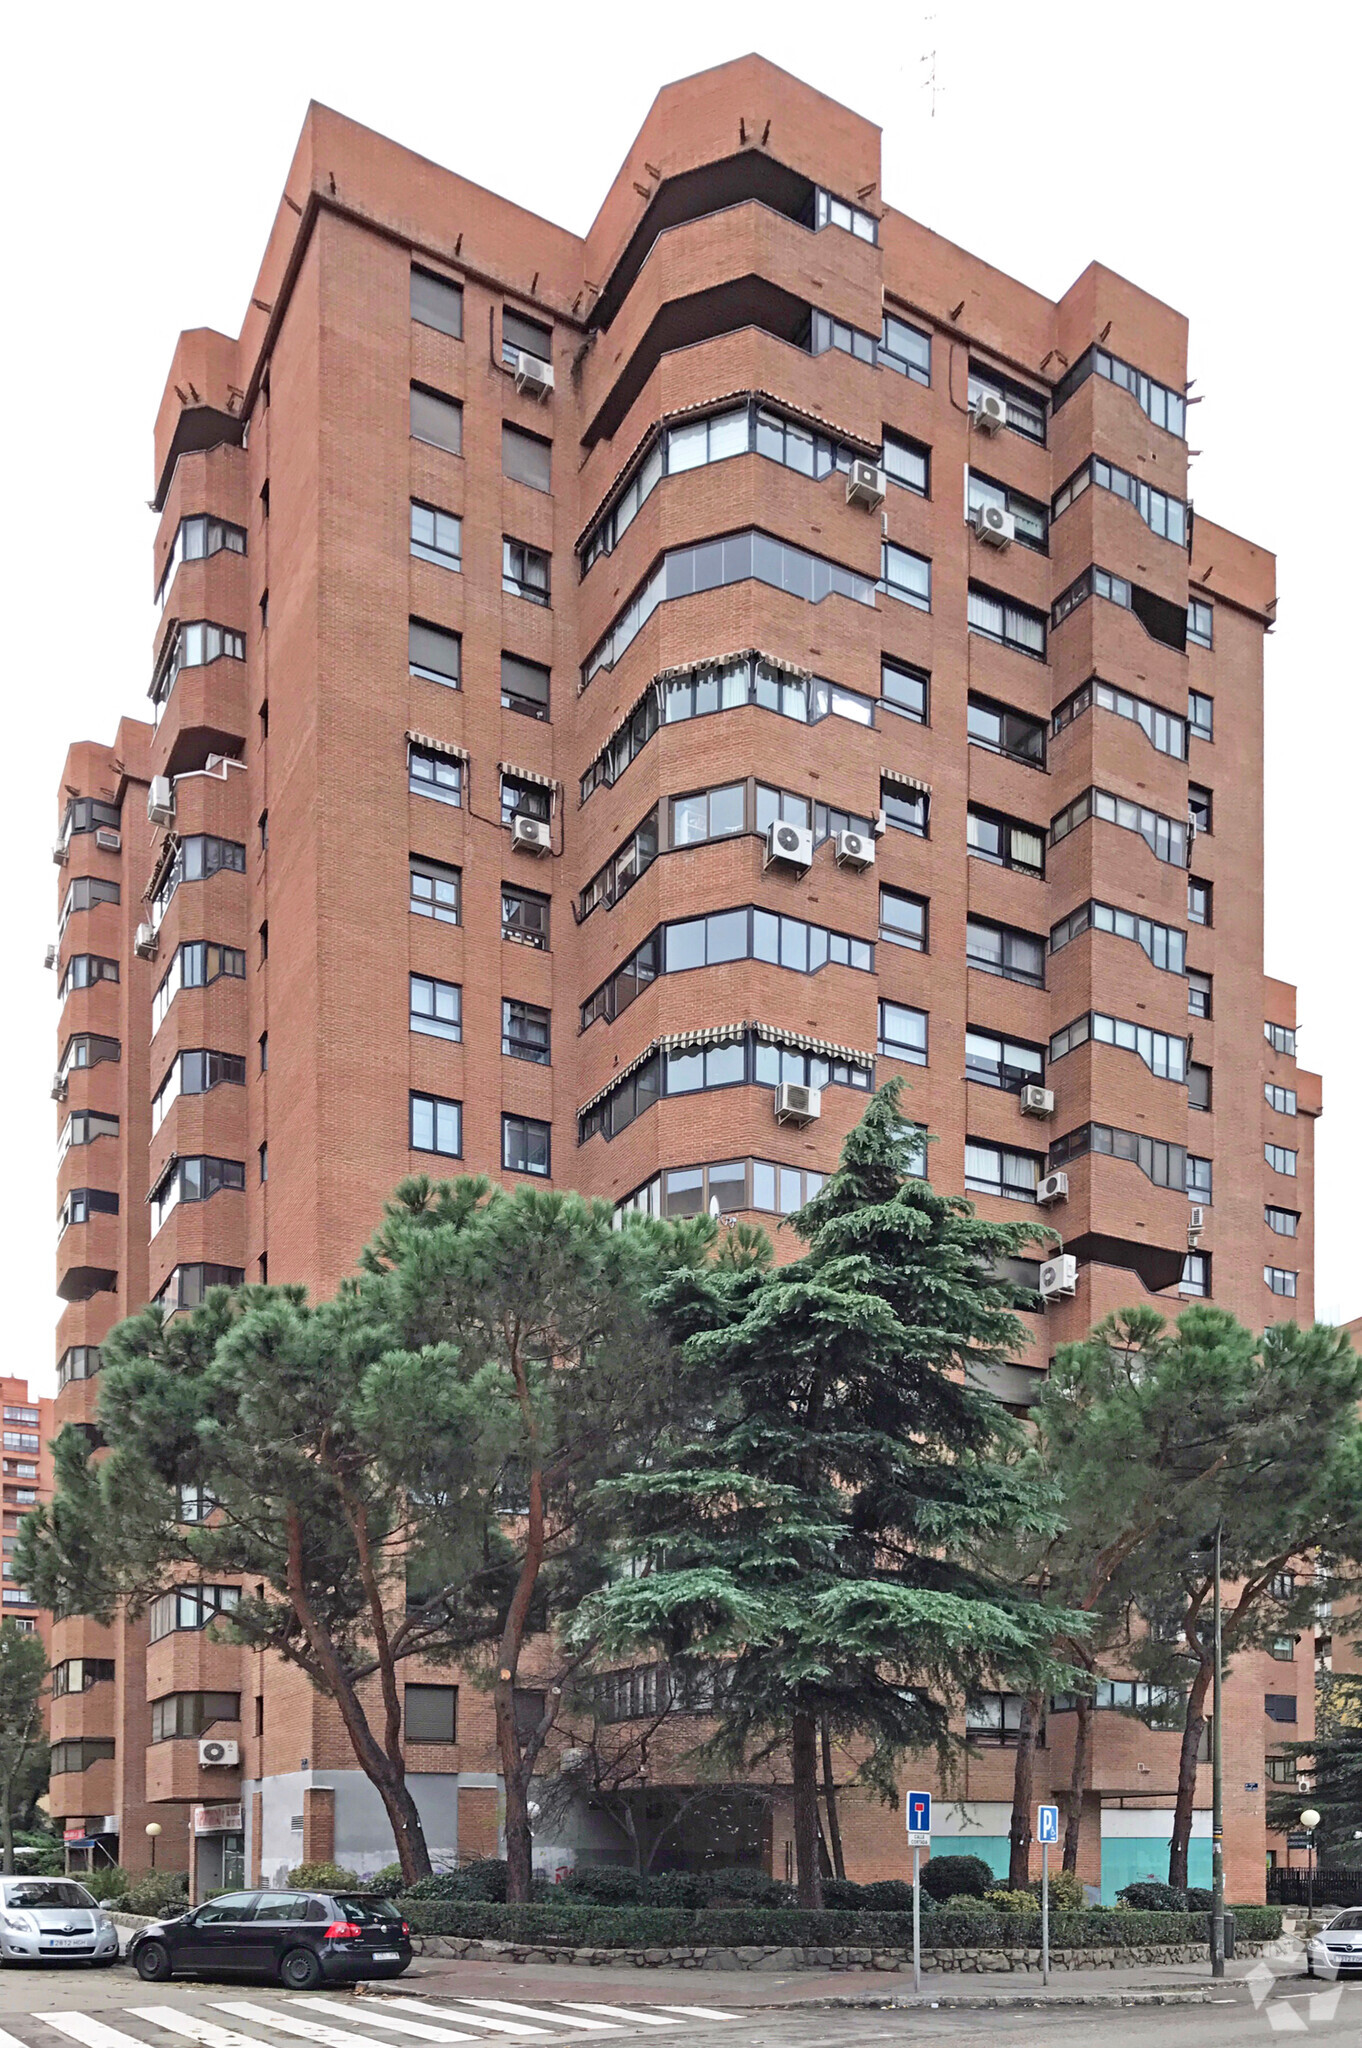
[145, 1821, 162, 1871]
[1301, 1810, 1321, 1923]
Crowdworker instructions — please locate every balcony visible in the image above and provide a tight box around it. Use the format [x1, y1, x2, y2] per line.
[145, 1728, 243, 1806]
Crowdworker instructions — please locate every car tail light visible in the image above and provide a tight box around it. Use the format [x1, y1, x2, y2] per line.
[401, 1922, 410, 1936]
[325, 1921, 363, 1939]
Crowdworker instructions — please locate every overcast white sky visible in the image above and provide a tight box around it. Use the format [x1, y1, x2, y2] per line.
[6, 0, 1358, 1393]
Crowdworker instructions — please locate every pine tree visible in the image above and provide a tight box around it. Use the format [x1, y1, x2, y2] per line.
[576, 1082, 1077, 1906]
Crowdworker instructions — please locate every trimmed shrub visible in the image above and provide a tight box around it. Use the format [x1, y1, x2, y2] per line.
[1117, 1880, 1185, 1913]
[121, 1871, 190, 1917]
[985, 1887, 1041, 1915]
[943, 1893, 992, 1914]
[857, 1879, 918, 1914]
[1030, 1867, 1086, 1911]
[919, 1854, 994, 1903]
[83, 1868, 130, 1902]
[645, 1871, 711, 1909]
[363, 1864, 405, 1898]
[287, 1861, 360, 1891]
[560, 1867, 643, 1907]
[704, 1868, 795, 1907]
[1186, 1887, 1213, 1913]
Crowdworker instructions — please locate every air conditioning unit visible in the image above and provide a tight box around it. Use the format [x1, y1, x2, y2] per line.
[972, 388, 1007, 433]
[95, 829, 122, 853]
[134, 923, 158, 960]
[44, 944, 57, 971]
[1036, 1171, 1069, 1207]
[845, 460, 886, 510]
[198, 1738, 240, 1769]
[834, 829, 875, 870]
[774, 1081, 821, 1126]
[50, 1073, 67, 1103]
[52, 840, 69, 867]
[1039, 1254, 1078, 1300]
[148, 776, 175, 828]
[1020, 1084, 1055, 1119]
[511, 350, 554, 398]
[972, 501, 1015, 548]
[765, 821, 814, 871]
[1188, 1206, 1206, 1244]
[511, 814, 552, 855]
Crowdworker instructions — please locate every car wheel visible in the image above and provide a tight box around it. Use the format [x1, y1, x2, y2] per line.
[280, 1949, 324, 1991]
[135, 1942, 173, 1983]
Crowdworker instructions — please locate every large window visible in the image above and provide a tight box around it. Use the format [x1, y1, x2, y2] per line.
[409, 618, 461, 687]
[410, 384, 462, 454]
[880, 888, 928, 953]
[405, 1684, 457, 1743]
[151, 622, 245, 711]
[966, 470, 1047, 549]
[880, 542, 931, 611]
[503, 885, 549, 950]
[618, 1158, 827, 1223]
[501, 653, 550, 720]
[50, 1740, 116, 1776]
[1051, 788, 1188, 868]
[965, 1143, 1042, 1202]
[1051, 344, 1186, 437]
[579, 810, 658, 918]
[411, 1092, 461, 1157]
[968, 365, 1046, 441]
[968, 695, 1045, 767]
[503, 999, 550, 1065]
[503, 424, 552, 492]
[1052, 456, 1189, 546]
[580, 1031, 871, 1145]
[152, 1049, 246, 1134]
[52, 1658, 114, 1698]
[410, 974, 462, 1042]
[152, 943, 246, 1032]
[410, 857, 460, 925]
[967, 918, 1044, 987]
[149, 836, 246, 927]
[411, 501, 462, 571]
[1050, 899, 1186, 975]
[155, 516, 246, 611]
[878, 313, 931, 383]
[503, 1114, 551, 1178]
[58, 1187, 119, 1233]
[59, 953, 119, 997]
[881, 658, 928, 724]
[57, 1347, 101, 1390]
[966, 1030, 1044, 1092]
[148, 1585, 240, 1643]
[967, 584, 1046, 658]
[59, 876, 120, 933]
[1265, 1267, 1298, 1298]
[503, 538, 550, 604]
[1050, 1122, 1188, 1193]
[967, 807, 1044, 875]
[881, 777, 930, 838]
[59, 796, 122, 844]
[1265, 1144, 1297, 1177]
[408, 744, 462, 806]
[56, 1110, 118, 1164]
[1050, 1012, 1187, 1082]
[582, 908, 873, 1030]
[150, 1692, 239, 1742]
[153, 1265, 244, 1312]
[877, 1001, 928, 1066]
[411, 267, 464, 338]
[673, 784, 745, 846]
[1053, 678, 1186, 760]
[150, 1156, 246, 1236]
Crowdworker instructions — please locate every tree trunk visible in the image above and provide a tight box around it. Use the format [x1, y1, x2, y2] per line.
[1062, 1695, 1091, 1876]
[820, 1717, 846, 1882]
[791, 1710, 824, 1909]
[0, 1775, 12, 1875]
[1008, 1691, 1043, 1890]
[1169, 1658, 1213, 1892]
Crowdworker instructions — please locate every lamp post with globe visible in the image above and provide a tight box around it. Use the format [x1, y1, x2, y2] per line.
[1301, 1808, 1321, 1923]
[145, 1821, 162, 1871]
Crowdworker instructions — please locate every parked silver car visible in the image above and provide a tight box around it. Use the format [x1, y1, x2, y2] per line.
[0, 1878, 120, 1966]
[1306, 1907, 1362, 1975]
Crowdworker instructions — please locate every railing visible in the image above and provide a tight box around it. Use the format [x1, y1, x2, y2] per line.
[1269, 1868, 1362, 1906]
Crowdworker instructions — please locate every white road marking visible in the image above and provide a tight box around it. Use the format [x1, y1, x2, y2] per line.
[44, 2020, 174, 2048]
[651, 2014, 741, 2025]
[126, 2012, 288, 2048]
[0, 2029, 32, 2048]
[289, 2006, 474, 2045]
[557, 2014, 680, 2030]
[215, 2008, 464, 2048]
[454, 2008, 618, 2036]
[364, 2004, 549, 2039]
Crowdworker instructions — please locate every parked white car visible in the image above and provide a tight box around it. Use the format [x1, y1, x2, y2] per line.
[1307, 1908, 1362, 1975]
[0, 1878, 119, 1966]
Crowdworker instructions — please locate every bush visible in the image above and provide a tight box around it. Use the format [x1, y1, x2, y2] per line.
[1186, 1887, 1213, 1913]
[122, 1871, 190, 1917]
[919, 1854, 994, 1903]
[363, 1864, 405, 1898]
[405, 1857, 507, 1902]
[858, 1879, 918, 1914]
[1117, 1880, 1185, 1913]
[287, 1861, 360, 1891]
[985, 1887, 1041, 1915]
[1031, 1867, 1086, 1910]
[645, 1871, 710, 1910]
[83, 1868, 130, 1902]
[943, 1893, 992, 1914]
[560, 1866, 643, 1907]
[704, 1867, 795, 1907]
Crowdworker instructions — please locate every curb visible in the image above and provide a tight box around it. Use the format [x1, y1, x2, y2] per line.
[392, 1981, 1216, 2013]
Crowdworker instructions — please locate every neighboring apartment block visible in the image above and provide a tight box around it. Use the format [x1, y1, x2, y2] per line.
[1, 1375, 54, 1656]
[50, 56, 1319, 1901]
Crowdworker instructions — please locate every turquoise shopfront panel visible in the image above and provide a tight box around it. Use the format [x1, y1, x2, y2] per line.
[1100, 1833, 1210, 1904]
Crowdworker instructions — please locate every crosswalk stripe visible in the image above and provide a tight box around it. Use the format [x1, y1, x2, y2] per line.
[0, 2030, 32, 2048]
[557, 2013, 680, 2030]
[44, 2020, 165, 2048]
[651, 2011, 740, 2024]
[288, 2005, 474, 2045]
[126, 2011, 286, 2048]
[215, 2007, 462, 2048]
[364, 2003, 550, 2039]
[454, 2007, 618, 2035]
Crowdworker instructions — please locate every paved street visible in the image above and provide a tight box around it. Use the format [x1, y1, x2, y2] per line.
[0, 1954, 1353, 2045]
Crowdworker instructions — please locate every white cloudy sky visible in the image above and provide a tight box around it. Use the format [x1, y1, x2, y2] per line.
[5, 0, 1358, 1393]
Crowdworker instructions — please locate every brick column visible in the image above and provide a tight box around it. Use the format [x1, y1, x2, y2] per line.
[302, 1787, 335, 1867]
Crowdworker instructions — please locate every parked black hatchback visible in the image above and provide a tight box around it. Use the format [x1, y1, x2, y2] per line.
[129, 1889, 412, 1988]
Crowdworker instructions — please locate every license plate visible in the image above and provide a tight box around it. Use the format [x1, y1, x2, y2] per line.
[43, 1937, 90, 1949]
[372, 1950, 400, 1961]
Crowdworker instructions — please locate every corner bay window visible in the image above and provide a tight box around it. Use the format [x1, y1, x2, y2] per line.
[617, 1158, 827, 1224]
[150, 1156, 245, 1235]
[52, 1658, 114, 1698]
[1050, 899, 1186, 975]
[1265, 1143, 1297, 1177]
[155, 516, 246, 611]
[1050, 1123, 1188, 1193]
[581, 907, 872, 1030]
[152, 943, 246, 1033]
[148, 1584, 240, 1642]
[1265, 1267, 1298, 1298]
[61, 954, 119, 998]
[153, 1265, 244, 1311]
[1050, 1012, 1187, 1082]
[152, 1049, 246, 1133]
[1052, 788, 1188, 868]
[151, 1692, 239, 1742]
[1266, 1206, 1299, 1237]
[50, 1740, 115, 1776]
[151, 622, 245, 712]
[579, 1030, 871, 1145]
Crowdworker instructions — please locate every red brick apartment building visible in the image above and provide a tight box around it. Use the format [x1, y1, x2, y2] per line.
[2, 1376, 54, 1657]
[49, 55, 1319, 1901]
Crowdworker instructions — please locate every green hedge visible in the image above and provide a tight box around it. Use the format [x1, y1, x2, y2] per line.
[398, 1899, 1281, 1950]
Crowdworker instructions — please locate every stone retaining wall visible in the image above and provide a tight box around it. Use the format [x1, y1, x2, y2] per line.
[414, 1934, 1273, 1973]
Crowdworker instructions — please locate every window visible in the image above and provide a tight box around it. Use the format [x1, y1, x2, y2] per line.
[1265, 1694, 1298, 1724]
[154, 516, 246, 611]
[967, 583, 1047, 658]
[147, 1584, 240, 1642]
[881, 777, 930, 838]
[1189, 971, 1212, 1020]
[503, 999, 550, 1065]
[56, 1110, 119, 1164]
[503, 884, 549, 950]
[579, 1031, 870, 1145]
[411, 501, 462, 570]
[967, 806, 1044, 875]
[812, 309, 879, 364]
[152, 943, 246, 1032]
[410, 857, 460, 925]
[1050, 901, 1186, 975]
[149, 836, 247, 928]
[411, 266, 464, 338]
[1051, 344, 1187, 436]
[57, 1347, 101, 1389]
[59, 876, 120, 932]
[1189, 785, 1212, 834]
[405, 1684, 457, 1742]
[968, 364, 1046, 441]
[967, 918, 1044, 987]
[52, 1659, 114, 1698]
[151, 622, 246, 711]
[152, 1049, 246, 1134]
[878, 1001, 928, 1066]
[583, 532, 876, 684]
[579, 810, 657, 916]
[880, 541, 931, 610]
[410, 974, 462, 1042]
[1187, 1155, 1213, 1204]
[59, 796, 122, 844]
[49, 1740, 116, 1776]
[618, 1158, 826, 1224]
[408, 745, 462, 806]
[881, 658, 928, 723]
[150, 1692, 240, 1742]
[881, 432, 929, 495]
[878, 313, 931, 383]
[968, 695, 1045, 767]
[503, 306, 551, 364]
[1189, 690, 1214, 740]
[1265, 1267, 1298, 1298]
[815, 187, 878, 240]
[1051, 564, 1131, 627]
[1052, 788, 1188, 868]
[503, 538, 550, 604]
[1180, 1252, 1209, 1297]
[1187, 877, 1212, 927]
[673, 784, 745, 846]
[1266, 1206, 1299, 1237]
[178, 1484, 216, 1524]
[150, 1156, 246, 1236]
[503, 1114, 551, 1178]
[1266, 1083, 1297, 1116]
[1188, 600, 1214, 649]
[410, 384, 463, 454]
[1265, 1143, 1298, 1177]
[153, 1264, 244, 1312]
[1052, 456, 1189, 546]
[967, 470, 1047, 549]
[813, 799, 874, 846]
[880, 888, 928, 953]
[1050, 1012, 1187, 1082]
[410, 1092, 461, 1157]
[1051, 1123, 1188, 1194]
[965, 1143, 1041, 1203]
[1266, 1755, 1297, 1784]
[503, 423, 552, 492]
[57, 1033, 121, 1087]
[1052, 678, 1186, 760]
[409, 618, 461, 687]
[1185, 1062, 1211, 1112]
[966, 1030, 1044, 1092]
[59, 954, 119, 998]
[1266, 1022, 1297, 1057]
[259, 1033, 268, 1072]
[501, 652, 550, 720]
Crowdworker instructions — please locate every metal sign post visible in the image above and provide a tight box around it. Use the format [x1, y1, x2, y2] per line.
[1037, 1804, 1059, 1987]
[907, 1791, 931, 1995]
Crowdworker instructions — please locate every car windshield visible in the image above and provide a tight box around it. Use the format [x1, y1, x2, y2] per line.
[4, 1882, 96, 1909]
[1331, 1911, 1362, 1930]
[331, 1895, 401, 1923]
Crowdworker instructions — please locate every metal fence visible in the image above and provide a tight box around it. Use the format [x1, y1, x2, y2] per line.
[1269, 1868, 1362, 1906]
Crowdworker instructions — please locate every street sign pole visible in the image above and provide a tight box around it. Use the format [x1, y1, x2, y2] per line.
[906, 1791, 931, 1997]
[1041, 1840, 1049, 1985]
[913, 1844, 921, 1994]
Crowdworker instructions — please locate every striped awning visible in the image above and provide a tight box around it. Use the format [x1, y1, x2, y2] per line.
[654, 646, 813, 684]
[577, 1019, 874, 1118]
[406, 730, 468, 762]
[499, 761, 559, 793]
[143, 832, 181, 902]
[751, 1022, 875, 1068]
[880, 766, 932, 795]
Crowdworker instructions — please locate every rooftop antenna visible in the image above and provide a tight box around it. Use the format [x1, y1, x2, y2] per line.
[920, 15, 940, 119]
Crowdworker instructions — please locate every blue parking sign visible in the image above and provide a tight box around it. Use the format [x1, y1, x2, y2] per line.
[1037, 1804, 1059, 1845]
[906, 1790, 931, 1843]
